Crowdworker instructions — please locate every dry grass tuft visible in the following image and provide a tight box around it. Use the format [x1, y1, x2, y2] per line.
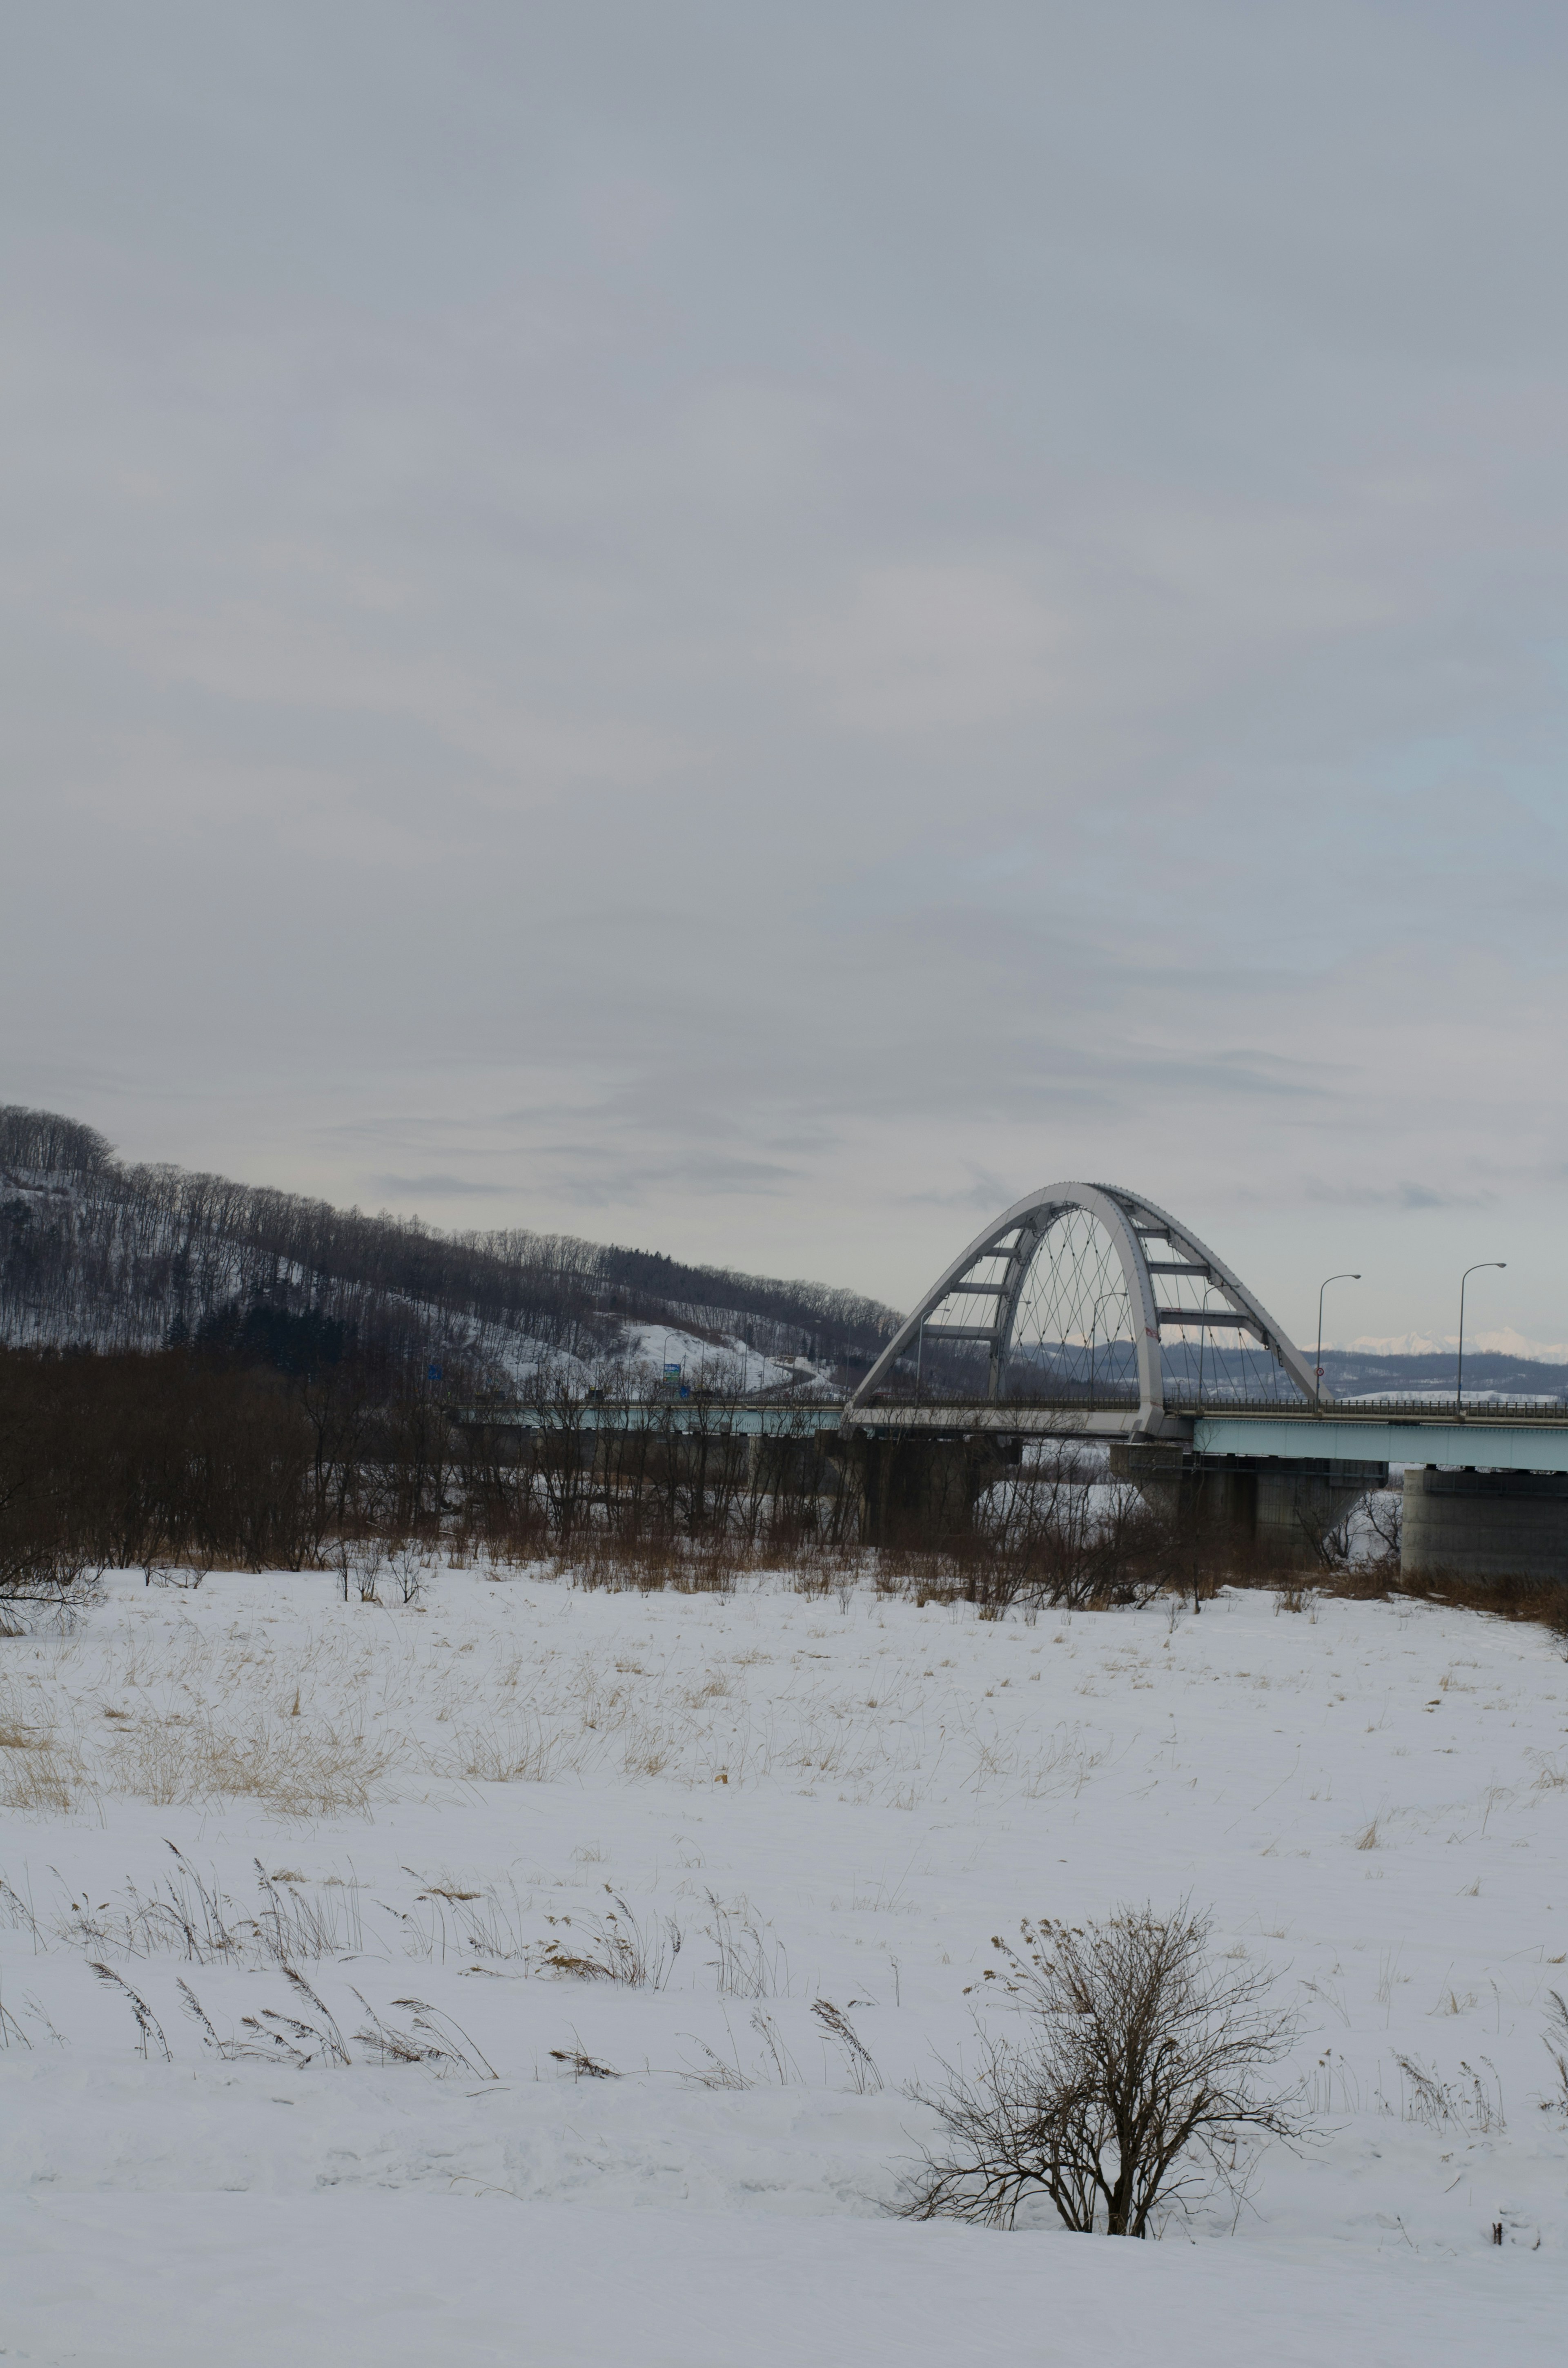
[107, 1711, 391, 1817]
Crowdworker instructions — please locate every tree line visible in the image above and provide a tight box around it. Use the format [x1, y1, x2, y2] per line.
[0, 1104, 902, 1379]
[0, 1331, 863, 1601]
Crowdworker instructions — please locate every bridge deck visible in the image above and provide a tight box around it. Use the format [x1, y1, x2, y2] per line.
[452, 1396, 1568, 1470]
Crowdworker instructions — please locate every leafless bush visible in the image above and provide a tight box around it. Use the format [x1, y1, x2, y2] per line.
[352, 1539, 385, 1603]
[386, 1538, 425, 1605]
[901, 1906, 1301, 2236]
[1363, 1488, 1403, 1571]
[327, 1536, 385, 1603]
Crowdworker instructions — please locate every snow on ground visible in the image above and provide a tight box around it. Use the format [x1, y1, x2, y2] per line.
[610, 1321, 798, 1393]
[2, 1569, 1566, 2364]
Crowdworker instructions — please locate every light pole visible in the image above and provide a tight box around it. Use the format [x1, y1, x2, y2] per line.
[1314, 1273, 1361, 1408]
[1456, 1262, 1506, 1412]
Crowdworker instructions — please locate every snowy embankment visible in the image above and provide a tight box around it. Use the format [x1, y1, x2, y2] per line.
[2, 1571, 1565, 2364]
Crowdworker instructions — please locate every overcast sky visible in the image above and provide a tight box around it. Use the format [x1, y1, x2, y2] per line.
[4, 2, 1567, 1345]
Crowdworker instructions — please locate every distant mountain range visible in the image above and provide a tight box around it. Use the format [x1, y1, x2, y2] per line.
[1311, 1343, 1568, 1402]
[1336, 1329, 1568, 1362]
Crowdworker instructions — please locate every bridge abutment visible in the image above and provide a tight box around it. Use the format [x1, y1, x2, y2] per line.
[1400, 1465, 1568, 1583]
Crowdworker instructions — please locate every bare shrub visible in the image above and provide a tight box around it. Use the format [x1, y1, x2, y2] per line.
[902, 1906, 1301, 2236]
[1361, 1487, 1402, 1572]
[352, 1539, 385, 1603]
[386, 1538, 425, 1605]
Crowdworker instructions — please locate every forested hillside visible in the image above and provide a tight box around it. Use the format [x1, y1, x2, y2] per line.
[0, 1106, 901, 1385]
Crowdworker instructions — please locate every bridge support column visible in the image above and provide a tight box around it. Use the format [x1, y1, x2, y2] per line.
[1112, 1445, 1383, 1569]
[828, 1433, 1014, 1547]
[1401, 1466, 1568, 1582]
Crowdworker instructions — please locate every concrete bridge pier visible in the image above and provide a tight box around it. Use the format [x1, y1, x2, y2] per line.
[828, 1433, 1016, 1547]
[1114, 1444, 1384, 1570]
[1401, 1465, 1568, 1582]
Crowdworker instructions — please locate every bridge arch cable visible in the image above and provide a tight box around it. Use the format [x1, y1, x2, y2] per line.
[846, 1182, 1318, 1431]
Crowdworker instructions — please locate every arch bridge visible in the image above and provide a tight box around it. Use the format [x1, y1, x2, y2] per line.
[846, 1180, 1316, 1439]
[839, 1181, 1568, 1574]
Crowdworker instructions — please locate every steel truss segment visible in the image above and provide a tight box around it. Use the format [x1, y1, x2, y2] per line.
[1117, 1188, 1319, 1404]
[844, 1181, 1317, 1432]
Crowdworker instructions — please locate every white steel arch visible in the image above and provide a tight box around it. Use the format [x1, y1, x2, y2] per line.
[846, 1182, 1319, 1433]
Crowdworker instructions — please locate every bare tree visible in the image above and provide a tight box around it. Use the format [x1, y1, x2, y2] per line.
[901, 1906, 1302, 2236]
[1363, 1486, 1403, 1574]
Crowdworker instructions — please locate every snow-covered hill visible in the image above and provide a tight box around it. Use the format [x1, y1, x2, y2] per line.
[0, 1103, 898, 1389]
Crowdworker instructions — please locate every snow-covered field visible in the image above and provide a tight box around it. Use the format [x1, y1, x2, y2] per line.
[2, 1568, 1566, 2365]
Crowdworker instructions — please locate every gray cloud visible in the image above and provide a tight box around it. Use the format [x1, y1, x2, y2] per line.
[368, 1174, 518, 1200]
[3, 2, 1567, 1345]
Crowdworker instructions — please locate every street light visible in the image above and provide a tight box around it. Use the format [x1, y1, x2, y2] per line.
[1456, 1262, 1506, 1412]
[1314, 1273, 1361, 1408]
